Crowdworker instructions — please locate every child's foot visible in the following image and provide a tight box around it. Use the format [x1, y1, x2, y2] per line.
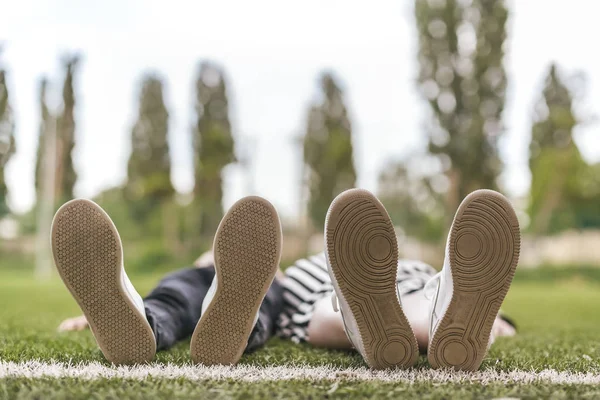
[190, 196, 282, 365]
[426, 189, 520, 371]
[51, 199, 156, 365]
[325, 189, 419, 369]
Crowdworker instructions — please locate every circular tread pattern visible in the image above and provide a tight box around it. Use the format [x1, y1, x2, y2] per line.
[428, 190, 520, 371]
[326, 189, 419, 370]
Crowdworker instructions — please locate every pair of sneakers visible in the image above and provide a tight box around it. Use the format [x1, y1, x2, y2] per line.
[325, 189, 521, 371]
[51, 196, 282, 365]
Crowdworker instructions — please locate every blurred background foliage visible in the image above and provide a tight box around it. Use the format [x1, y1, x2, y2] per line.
[528, 65, 600, 234]
[0, 0, 599, 276]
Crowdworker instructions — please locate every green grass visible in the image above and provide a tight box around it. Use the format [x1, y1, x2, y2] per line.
[3, 378, 600, 400]
[1, 267, 600, 398]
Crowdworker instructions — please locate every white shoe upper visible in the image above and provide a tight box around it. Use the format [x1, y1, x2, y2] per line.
[200, 274, 260, 330]
[425, 243, 497, 352]
[328, 283, 364, 356]
[201, 277, 218, 316]
[424, 239, 454, 342]
[425, 232, 495, 352]
[325, 250, 369, 359]
[120, 262, 147, 318]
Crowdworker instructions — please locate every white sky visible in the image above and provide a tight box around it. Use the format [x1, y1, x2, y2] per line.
[1, 0, 599, 218]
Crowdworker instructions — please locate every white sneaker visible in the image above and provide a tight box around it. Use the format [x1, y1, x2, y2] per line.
[51, 199, 156, 365]
[325, 189, 419, 369]
[190, 196, 282, 365]
[425, 189, 520, 371]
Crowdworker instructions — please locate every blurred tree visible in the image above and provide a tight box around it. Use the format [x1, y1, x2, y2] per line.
[378, 156, 446, 243]
[192, 62, 235, 236]
[35, 78, 51, 201]
[529, 64, 600, 233]
[0, 54, 16, 217]
[303, 72, 356, 230]
[125, 75, 174, 222]
[414, 0, 508, 215]
[55, 55, 80, 202]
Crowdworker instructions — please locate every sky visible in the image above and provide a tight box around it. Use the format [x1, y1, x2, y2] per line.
[1, 0, 599, 218]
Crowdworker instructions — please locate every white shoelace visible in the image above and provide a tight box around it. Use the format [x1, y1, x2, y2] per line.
[424, 272, 442, 300]
[331, 292, 340, 312]
[424, 271, 497, 350]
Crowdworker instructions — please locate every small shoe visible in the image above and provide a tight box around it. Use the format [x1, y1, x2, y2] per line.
[51, 199, 156, 365]
[190, 196, 282, 365]
[325, 189, 419, 369]
[425, 189, 521, 371]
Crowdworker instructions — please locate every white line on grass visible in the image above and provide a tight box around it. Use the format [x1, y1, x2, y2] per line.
[0, 361, 599, 384]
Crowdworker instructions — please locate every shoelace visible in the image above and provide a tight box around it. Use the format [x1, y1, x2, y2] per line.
[330, 291, 359, 350]
[424, 272, 443, 338]
[424, 272, 442, 300]
[331, 292, 340, 312]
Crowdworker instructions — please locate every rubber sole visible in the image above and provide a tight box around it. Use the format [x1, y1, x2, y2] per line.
[428, 189, 521, 371]
[325, 189, 419, 370]
[190, 196, 282, 365]
[51, 199, 156, 365]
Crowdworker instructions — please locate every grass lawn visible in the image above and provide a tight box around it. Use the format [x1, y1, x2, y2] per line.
[0, 267, 599, 399]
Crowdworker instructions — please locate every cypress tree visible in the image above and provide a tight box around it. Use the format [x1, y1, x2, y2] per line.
[0, 57, 15, 217]
[414, 0, 508, 214]
[35, 78, 51, 201]
[125, 75, 174, 221]
[192, 62, 235, 236]
[303, 72, 356, 229]
[529, 64, 600, 233]
[55, 55, 80, 201]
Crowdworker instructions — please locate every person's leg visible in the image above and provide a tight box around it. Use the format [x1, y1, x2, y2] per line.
[305, 259, 433, 351]
[278, 256, 426, 353]
[304, 285, 516, 351]
[275, 252, 350, 348]
[395, 259, 517, 351]
[143, 266, 214, 351]
[59, 257, 285, 354]
[53, 197, 283, 365]
[145, 263, 284, 353]
[278, 253, 416, 351]
[397, 256, 517, 351]
[305, 285, 516, 350]
[246, 277, 284, 352]
[306, 296, 352, 349]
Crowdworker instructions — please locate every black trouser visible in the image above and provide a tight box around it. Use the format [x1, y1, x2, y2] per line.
[143, 266, 284, 352]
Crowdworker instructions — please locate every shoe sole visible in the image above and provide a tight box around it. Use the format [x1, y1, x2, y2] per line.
[51, 199, 156, 365]
[190, 196, 282, 365]
[428, 189, 521, 371]
[325, 189, 419, 369]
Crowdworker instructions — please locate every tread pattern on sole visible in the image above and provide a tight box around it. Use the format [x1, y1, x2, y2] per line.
[190, 197, 281, 366]
[428, 190, 521, 371]
[326, 189, 419, 370]
[51, 200, 156, 365]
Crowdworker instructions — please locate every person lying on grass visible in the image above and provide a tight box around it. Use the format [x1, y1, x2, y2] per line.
[58, 189, 519, 371]
[52, 195, 284, 366]
[278, 189, 519, 370]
